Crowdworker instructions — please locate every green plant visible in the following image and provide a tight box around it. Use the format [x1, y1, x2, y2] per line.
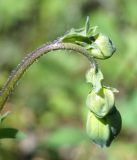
[0, 17, 121, 147]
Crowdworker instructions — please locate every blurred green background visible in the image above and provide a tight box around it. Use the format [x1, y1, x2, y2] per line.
[0, 0, 137, 159]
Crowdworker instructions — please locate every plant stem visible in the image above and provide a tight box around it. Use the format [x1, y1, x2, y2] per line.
[0, 41, 97, 111]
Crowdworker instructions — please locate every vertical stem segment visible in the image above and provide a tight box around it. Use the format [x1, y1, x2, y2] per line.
[0, 42, 97, 111]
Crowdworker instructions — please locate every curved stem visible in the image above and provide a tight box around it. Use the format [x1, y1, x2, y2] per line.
[0, 41, 97, 111]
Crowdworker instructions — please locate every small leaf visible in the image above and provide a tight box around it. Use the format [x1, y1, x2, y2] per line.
[87, 26, 99, 37]
[60, 17, 94, 44]
[0, 128, 27, 140]
[0, 111, 10, 123]
[61, 34, 91, 44]
[86, 68, 104, 92]
[103, 86, 119, 93]
[85, 16, 90, 35]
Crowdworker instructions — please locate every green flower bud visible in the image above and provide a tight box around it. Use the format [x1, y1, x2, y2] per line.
[86, 87, 115, 118]
[86, 108, 122, 147]
[86, 111, 110, 147]
[90, 33, 116, 59]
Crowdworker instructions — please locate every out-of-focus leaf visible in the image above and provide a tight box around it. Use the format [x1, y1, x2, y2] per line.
[0, 128, 27, 139]
[0, 0, 35, 29]
[118, 91, 137, 130]
[45, 127, 86, 148]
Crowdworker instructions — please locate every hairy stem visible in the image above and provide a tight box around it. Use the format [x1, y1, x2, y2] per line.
[0, 41, 97, 111]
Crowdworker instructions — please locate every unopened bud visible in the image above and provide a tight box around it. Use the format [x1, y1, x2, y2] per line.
[86, 107, 122, 147]
[86, 111, 110, 147]
[91, 33, 116, 59]
[86, 87, 115, 118]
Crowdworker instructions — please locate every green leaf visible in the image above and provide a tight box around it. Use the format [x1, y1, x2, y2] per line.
[87, 26, 98, 37]
[61, 33, 91, 44]
[60, 17, 98, 45]
[0, 128, 27, 140]
[86, 67, 104, 92]
[0, 111, 10, 123]
[85, 16, 90, 35]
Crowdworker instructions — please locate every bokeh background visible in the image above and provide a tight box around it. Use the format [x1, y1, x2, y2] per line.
[0, 0, 137, 159]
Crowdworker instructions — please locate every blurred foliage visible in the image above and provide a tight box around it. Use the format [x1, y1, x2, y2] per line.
[0, 0, 137, 159]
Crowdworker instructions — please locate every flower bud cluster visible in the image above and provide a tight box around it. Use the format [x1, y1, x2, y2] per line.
[60, 17, 121, 147]
[60, 17, 116, 61]
[86, 68, 122, 147]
